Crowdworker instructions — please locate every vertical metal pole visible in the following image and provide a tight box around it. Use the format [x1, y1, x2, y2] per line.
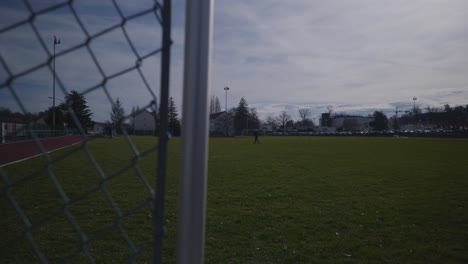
[52, 39, 56, 132]
[1, 122, 4, 144]
[177, 0, 213, 263]
[413, 97, 417, 127]
[223, 86, 229, 112]
[154, 0, 171, 263]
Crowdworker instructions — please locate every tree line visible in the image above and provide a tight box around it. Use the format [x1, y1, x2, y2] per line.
[397, 104, 468, 129]
[0, 90, 93, 131]
[1, 90, 183, 136]
[210, 97, 315, 132]
[3, 91, 466, 135]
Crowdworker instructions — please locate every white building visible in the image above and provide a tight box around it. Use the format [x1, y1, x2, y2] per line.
[1, 117, 26, 143]
[330, 115, 373, 131]
[90, 122, 107, 135]
[134, 110, 157, 132]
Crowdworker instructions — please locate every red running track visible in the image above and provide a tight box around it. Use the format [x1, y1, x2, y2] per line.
[0, 136, 83, 167]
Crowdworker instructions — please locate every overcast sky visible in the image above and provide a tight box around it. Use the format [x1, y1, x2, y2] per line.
[1, 0, 467, 122]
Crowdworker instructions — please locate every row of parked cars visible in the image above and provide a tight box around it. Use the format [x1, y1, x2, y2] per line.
[267, 129, 468, 137]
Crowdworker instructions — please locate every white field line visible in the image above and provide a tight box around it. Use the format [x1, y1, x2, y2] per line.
[0, 141, 82, 168]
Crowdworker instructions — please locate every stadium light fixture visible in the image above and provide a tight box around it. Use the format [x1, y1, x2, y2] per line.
[224, 86, 229, 112]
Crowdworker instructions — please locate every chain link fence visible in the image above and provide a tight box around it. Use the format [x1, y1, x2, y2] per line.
[0, 0, 172, 262]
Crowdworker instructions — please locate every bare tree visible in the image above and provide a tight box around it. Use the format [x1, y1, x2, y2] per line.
[210, 96, 215, 114]
[412, 106, 422, 115]
[298, 108, 310, 122]
[214, 96, 221, 113]
[326, 105, 334, 115]
[266, 116, 277, 129]
[426, 105, 440, 113]
[210, 96, 222, 114]
[110, 97, 125, 133]
[277, 111, 291, 130]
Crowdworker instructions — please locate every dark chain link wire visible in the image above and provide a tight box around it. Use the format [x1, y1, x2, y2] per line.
[0, 0, 172, 262]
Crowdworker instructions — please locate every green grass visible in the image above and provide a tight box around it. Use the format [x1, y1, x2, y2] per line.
[1, 136, 467, 263]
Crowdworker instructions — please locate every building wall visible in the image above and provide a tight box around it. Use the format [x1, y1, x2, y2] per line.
[331, 116, 373, 131]
[93, 123, 106, 134]
[134, 110, 156, 131]
[1, 122, 27, 143]
[321, 113, 331, 127]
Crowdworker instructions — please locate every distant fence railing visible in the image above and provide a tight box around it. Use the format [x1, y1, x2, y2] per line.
[1, 122, 80, 143]
[131, 130, 159, 136]
[6, 129, 79, 141]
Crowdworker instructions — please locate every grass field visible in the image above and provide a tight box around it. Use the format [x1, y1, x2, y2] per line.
[1, 136, 467, 263]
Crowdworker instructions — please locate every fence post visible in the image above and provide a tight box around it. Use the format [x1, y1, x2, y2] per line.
[1, 122, 4, 143]
[154, 0, 172, 263]
[177, 0, 214, 263]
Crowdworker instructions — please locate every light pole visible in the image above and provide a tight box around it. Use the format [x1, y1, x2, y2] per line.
[413, 97, 417, 128]
[52, 35, 61, 131]
[223, 86, 229, 112]
[48, 97, 64, 128]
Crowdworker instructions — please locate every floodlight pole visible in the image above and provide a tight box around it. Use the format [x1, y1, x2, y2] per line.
[224, 86, 229, 112]
[413, 97, 417, 127]
[53, 38, 56, 131]
[177, 0, 214, 263]
[52, 36, 60, 131]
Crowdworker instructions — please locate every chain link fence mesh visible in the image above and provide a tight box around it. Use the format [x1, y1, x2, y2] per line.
[0, 0, 172, 262]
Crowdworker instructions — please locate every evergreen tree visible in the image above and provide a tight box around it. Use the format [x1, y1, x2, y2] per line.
[248, 107, 260, 129]
[372, 111, 388, 131]
[64, 90, 93, 131]
[110, 98, 126, 133]
[45, 106, 65, 127]
[168, 97, 181, 136]
[234, 97, 249, 131]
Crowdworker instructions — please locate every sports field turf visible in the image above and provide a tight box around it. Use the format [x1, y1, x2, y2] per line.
[1, 136, 467, 263]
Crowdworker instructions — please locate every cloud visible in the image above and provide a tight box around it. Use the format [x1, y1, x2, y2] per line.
[1, 0, 467, 123]
[211, 0, 468, 118]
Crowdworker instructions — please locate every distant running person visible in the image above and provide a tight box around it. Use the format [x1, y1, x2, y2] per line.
[254, 130, 260, 144]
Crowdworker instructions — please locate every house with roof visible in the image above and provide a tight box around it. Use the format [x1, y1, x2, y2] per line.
[89, 121, 108, 135]
[133, 109, 157, 135]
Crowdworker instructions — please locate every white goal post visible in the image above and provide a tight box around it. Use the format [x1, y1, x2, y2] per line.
[177, 0, 214, 264]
